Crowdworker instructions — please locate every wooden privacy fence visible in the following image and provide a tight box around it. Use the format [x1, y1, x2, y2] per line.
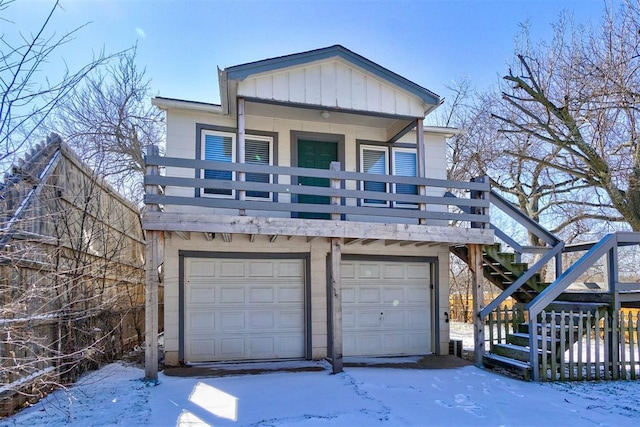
[487, 307, 640, 382]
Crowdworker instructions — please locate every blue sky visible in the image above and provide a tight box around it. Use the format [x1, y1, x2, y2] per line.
[6, 0, 612, 105]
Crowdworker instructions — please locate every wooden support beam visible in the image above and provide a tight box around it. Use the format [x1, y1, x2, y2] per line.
[415, 241, 440, 247]
[330, 237, 343, 374]
[384, 240, 402, 246]
[270, 234, 278, 243]
[249, 234, 256, 242]
[203, 232, 214, 241]
[174, 231, 190, 240]
[399, 240, 416, 247]
[222, 233, 232, 243]
[362, 238, 378, 246]
[144, 145, 161, 382]
[469, 243, 485, 368]
[345, 238, 364, 246]
[287, 235, 295, 240]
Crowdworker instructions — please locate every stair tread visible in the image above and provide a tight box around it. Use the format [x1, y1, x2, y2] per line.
[483, 353, 531, 370]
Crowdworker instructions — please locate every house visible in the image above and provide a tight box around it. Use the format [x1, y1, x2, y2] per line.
[0, 134, 147, 414]
[145, 45, 493, 376]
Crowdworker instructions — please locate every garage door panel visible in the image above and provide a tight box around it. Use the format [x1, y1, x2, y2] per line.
[342, 288, 355, 303]
[384, 334, 406, 352]
[383, 264, 404, 279]
[188, 311, 215, 330]
[409, 310, 429, 326]
[248, 261, 274, 277]
[190, 339, 215, 358]
[408, 287, 429, 302]
[220, 337, 246, 357]
[357, 311, 383, 327]
[220, 287, 245, 303]
[185, 257, 305, 362]
[250, 287, 274, 303]
[278, 286, 303, 303]
[359, 288, 381, 303]
[278, 261, 305, 277]
[383, 288, 404, 303]
[342, 262, 356, 278]
[408, 264, 429, 279]
[188, 286, 216, 304]
[220, 260, 245, 277]
[358, 263, 380, 279]
[383, 311, 404, 327]
[250, 311, 274, 329]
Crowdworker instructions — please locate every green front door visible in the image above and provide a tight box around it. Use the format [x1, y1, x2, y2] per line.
[297, 139, 338, 219]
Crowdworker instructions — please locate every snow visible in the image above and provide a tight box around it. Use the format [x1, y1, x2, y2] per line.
[2, 322, 640, 426]
[2, 361, 639, 426]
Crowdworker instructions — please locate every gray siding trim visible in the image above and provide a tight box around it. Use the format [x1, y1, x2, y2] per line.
[178, 251, 311, 363]
[224, 45, 441, 105]
[432, 258, 441, 355]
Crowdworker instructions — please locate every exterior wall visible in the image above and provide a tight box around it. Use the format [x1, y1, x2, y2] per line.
[162, 108, 449, 218]
[237, 58, 427, 117]
[162, 232, 450, 365]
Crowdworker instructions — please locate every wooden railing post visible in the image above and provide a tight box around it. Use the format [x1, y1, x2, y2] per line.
[330, 162, 341, 221]
[416, 118, 427, 225]
[237, 97, 246, 214]
[144, 145, 160, 382]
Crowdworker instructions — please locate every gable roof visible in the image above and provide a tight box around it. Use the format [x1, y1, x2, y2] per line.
[224, 45, 441, 106]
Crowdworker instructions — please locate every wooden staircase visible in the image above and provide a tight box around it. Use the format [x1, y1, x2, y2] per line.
[450, 243, 610, 380]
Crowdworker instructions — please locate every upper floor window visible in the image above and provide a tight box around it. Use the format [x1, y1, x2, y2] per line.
[203, 131, 235, 197]
[360, 144, 418, 207]
[201, 130, 273, 199]
[360, 146, 389, 206]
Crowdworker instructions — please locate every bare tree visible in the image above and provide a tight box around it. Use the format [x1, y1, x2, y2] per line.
[493, 1, 640, 232]
[52, 46, 165, 202]
[0, 0, 110, 176]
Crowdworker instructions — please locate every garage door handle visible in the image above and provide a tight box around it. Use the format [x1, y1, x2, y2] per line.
[379, 312, 384, 320]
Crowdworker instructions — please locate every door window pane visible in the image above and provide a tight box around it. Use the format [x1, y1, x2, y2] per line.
[245, 138, 271, 199]
[394, 150, 418, 197]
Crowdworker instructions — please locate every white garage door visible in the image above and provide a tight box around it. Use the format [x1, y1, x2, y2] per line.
[184, 257, 305, 362]
[342, 259, 431, 357]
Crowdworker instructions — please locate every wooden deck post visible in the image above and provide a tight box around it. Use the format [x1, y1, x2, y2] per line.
[330, 237, 343, 374]
[416, 118, 427, 225]
[330, 162, 341, 221]
[237, 97, 246, 214]
[145, 145, 161, 381]
[469, 243, 485, 367]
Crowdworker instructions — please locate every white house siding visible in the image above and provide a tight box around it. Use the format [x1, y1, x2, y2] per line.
[237, 59, 426, 118]
[161, 110, 448, 218]
[161, 232, 450, 366]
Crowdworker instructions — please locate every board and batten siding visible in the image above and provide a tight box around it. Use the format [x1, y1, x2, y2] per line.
[237, 59, 427, 117]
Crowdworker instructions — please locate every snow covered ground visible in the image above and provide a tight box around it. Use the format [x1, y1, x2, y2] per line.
[2, 322, 640, 426]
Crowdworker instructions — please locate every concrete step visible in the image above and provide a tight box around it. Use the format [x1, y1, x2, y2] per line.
[482, 353, 531, 381]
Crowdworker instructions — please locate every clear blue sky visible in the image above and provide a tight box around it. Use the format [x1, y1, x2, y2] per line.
[5, 0, 613, 105]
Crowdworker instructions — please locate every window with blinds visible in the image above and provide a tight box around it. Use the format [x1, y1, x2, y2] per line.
[203, 131, 235, 196]
[361, 146, 388, 205]
[393, 149, 418, 205]
[245, 137, 272, 199]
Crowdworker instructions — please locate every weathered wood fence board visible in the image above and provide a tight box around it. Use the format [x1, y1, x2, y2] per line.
[486, 307, 640, 382]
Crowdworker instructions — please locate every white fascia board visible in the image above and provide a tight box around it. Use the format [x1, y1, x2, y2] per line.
[151, 97, 224, 114]
[422, 126, 461, 137]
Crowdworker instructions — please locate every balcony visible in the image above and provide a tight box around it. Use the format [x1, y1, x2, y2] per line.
[142, 154, 494, 245]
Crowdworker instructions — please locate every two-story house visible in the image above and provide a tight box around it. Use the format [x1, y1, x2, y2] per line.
[145, 45, 493, 376]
